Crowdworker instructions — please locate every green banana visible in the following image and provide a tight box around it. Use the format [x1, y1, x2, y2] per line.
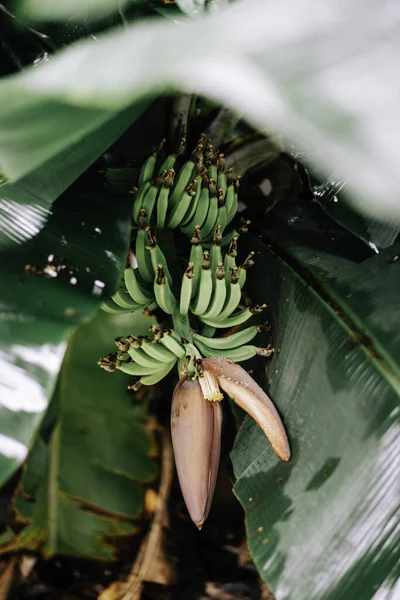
[168, 160, 195, 208]
[124, 267, 153, 305]
[142, 183, 159, 224]
[201, 263, 226, 319]
[118, 362, 158, 376]
[135, 222, 153, 283]
[224, 237, 238, 285]
[128, 346, 164, 369]
[100, 298, 132, 314]
[200, 190, 218, 241]
[194, 340, 269, 362]
[111, 286, 142, 310]
[140, 361, 176, 385]
[132, 181, 151, 224]
[138, 153, 157, 187]
[180, 185, 210, 237]
[167, 181, 197, 229]
[147, 230, 173, 287]
[158, 154, 176, 173]
[156, 169, 175, 229]
[210, 227, 223, 275]
[189, 228, 203, 300]
[191, 250, 212, 316]
[200, 304, 266, 329]
[193, 325, 259, 349]
[180, 262, 194, 315]
[206, 143, 218, 180]
[225, 181, 238, 224]
[217, 153, 227, 197]
[160, 331, 186, 358]
[140, 338, 178, 363]
[154, 265, 177, 315]
[180, 177, 202, 227]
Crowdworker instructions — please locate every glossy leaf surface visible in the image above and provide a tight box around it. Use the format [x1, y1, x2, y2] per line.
[0, 310, 157, 559]
[0, 184, 132, 487]
[9, 0, 400, 221]
[230, 233, 400, 599]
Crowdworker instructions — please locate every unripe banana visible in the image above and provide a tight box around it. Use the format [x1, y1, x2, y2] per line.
[138, 153, 157, 187]
[180, 177, 202, 227]
[217, 153, 227, 198]
[128, 345, 165, 369]
[180, 185, 210, 237]
[189, 227, 203, 300]
[168, 157, 195, 209]
[100, 298, 132, 314]
[167, 180, 197, 229]
[133, 181, 151, 223]
[160, 330, 186, 358]
[111, 286, 142, 310]
[156, 169, 175, 229]
[201, 263, 226, 319]
[140, 338, 178, 363]
[224, 237, 238, 285]
[200, 185, 218, 241]
[118, 361, 158, 376]
[158, 153, 176, 174]
[191, 250, 212, 316]
[217, 266, 241, 320]
[124, 267, 153, 305]
[194, 340, 266, 362]
[193, 325, 260, 350]
[210, 226, 223, 276]
[200, 304, 267, 329]
[135, 215, 153, 283]
[147, 229, 173, 287]
[140, 360, 176, 385]
[154, 264, 177, 315]
[180, 262, 194, 315]
[142, 183, 159, 224]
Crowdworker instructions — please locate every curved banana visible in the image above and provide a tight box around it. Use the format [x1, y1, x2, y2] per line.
[201, 263, 226, 319]
[128, 346, 165, 369]
[118, 361, 158, 376]
[167, 181, 197, 229]
[156, 169, 175, 229]
[138, 153, 157, 187]
[158, 154, 176, 173]
[210, 227, 222, 275]
[180, 186, 210, 237]
[169, 160, 195, 208]
[194, 340, 261, 362]
[200, 304, 266, 329]
[217, 267, 241, 320]
[135, 220, 153, 283]
[111, 286, 142, 310]
[225, 182, 238, 224]
[142, 183, 160, 224]
[200, 193, 218, 241]
[141, 338, 178, 363]
[133, 181, 151, 224]
[100, 298, 132, 314]
[154, 265, 178, 315]
[180, 263, 194, 315]
[238, 251, 255, 289]
[160, 331, 186, 358]
[193, 325, 259, 350]
[191, 251, 212, 316]
[140, 361, 176, 385]
[124, 267, 153, 305]
[189, 228, 203, 300]
[147, 230, 173, 287]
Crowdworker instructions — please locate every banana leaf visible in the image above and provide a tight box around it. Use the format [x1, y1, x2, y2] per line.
[0, 184, 132, 487]
[230, 229, 400, 599]
[0, 309, 157, 559]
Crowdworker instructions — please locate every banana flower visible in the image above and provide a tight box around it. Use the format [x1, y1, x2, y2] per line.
[171, 357, 290, 529]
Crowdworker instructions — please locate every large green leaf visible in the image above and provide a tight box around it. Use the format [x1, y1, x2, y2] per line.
[9, 0, 400, 222]
[0, 184, 132, 486]
[230, 232, 399, 599]
[0, 309, 157, 559]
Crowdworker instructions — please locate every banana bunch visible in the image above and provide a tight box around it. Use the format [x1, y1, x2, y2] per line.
[98, 326, 186, 389]
[131, 135, 240, 243]
[100, 261, 155, 314]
